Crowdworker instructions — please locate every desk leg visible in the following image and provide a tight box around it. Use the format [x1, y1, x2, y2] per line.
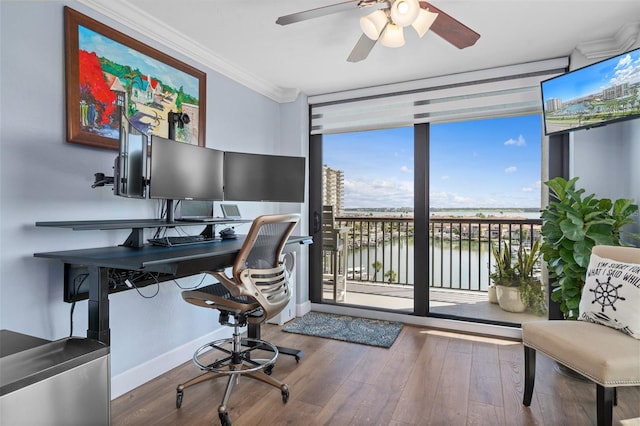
[246, 324, 304, 362]
[87, 266, 110, 345]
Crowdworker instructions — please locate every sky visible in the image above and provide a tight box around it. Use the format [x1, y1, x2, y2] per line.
[542, 48, 640, 102]
[324, 114, 542, 209]
[78, 25, 199, 98]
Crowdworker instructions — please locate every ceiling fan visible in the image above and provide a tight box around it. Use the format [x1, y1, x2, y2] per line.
[276, 0, 480, 63]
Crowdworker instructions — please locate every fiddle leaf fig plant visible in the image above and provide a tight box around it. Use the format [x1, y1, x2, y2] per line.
[540, 177, 638, 319]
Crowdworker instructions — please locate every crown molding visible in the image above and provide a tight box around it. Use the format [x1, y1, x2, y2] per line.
[75, 0, 300, 103]
[576, 21, 640, 60]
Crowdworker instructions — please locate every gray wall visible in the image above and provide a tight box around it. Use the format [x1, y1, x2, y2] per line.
[570, 41, 640, 242]
[0, 0, 308, 388]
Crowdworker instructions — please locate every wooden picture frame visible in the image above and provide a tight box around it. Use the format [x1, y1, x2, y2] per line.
[64, 6, 206, 149]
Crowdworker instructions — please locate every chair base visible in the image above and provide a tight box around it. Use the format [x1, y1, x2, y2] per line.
[176, 336, 290, 425]
[192, 337, 279, 374]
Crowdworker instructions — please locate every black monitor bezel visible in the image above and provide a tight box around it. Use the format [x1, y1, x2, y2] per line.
[148, 135, 224, 202]
[223, 151, 306, 203]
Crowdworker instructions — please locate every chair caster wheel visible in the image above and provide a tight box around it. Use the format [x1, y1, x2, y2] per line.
[219, 411, 231, 426]
[176, 390, 183, 408]
[282, 389, 290, 403]
[265, 365, 273, 375]
[295, 356, 300, 363]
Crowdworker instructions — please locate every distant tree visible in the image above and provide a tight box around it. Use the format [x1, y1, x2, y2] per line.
[384, 270, 397, 284]
[372, 261, 382, 281]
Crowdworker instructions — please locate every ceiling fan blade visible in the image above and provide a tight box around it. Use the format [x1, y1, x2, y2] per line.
[276, 1, 360, 25]
[347, 33, 378, 62]
[419, 1, 480, 49]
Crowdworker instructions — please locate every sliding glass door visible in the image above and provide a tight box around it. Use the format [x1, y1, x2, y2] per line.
[310, 115, 544, 326]
[311, 127, 417, 312]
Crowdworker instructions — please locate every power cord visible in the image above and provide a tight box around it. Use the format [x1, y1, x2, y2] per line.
[69, 273, 89, 337]
[172, 273, 208, 290]
[127, 272, 161, 299]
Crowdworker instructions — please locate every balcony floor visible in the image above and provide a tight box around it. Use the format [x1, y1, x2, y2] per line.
[323, 281, 545, 325]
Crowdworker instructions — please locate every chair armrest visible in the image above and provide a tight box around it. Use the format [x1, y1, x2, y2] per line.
[209, 270, 244, 298]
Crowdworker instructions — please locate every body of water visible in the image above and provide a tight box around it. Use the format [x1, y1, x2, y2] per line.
[346, 240, 493, 291]
[338, 208, 540, 291]
[344, 209, 541, 220]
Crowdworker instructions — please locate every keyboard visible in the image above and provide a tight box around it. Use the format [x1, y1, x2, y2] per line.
[148, 235, 216, 247]
[176, 217, 230, 223]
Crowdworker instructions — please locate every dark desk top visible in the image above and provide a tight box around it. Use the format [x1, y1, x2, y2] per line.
[34, 235, 312, 275]
[36, 218, 254, 248]
[35, 218, 251, 231]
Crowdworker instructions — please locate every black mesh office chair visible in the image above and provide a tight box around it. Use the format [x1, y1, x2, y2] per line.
[175, 213, 299, 426]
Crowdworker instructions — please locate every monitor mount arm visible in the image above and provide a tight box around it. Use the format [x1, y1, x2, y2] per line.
[92, 172, 114, 188]
[91, 156, 119, 189]
[167, 111, 190, 140]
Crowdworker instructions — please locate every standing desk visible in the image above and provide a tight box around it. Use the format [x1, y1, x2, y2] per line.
[34, 219, 311, 360]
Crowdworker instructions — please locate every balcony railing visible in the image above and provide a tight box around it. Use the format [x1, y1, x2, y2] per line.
[323, 215, 542, 294]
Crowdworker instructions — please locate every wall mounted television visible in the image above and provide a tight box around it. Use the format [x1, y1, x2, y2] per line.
[223, 151, 306, 203]
[540, 47, 640, 136]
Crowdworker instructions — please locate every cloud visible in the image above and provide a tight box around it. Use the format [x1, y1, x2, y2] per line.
[441, 175, 449, 180]
[343, 177, 413, 208]
[429, 189, 540, 208]
[400, 165, 411, 174]
[521, 187, 534, 192]
[504, 135, 526, 146]
[505, 166, 517, 173]
[610, 54, 640, 86]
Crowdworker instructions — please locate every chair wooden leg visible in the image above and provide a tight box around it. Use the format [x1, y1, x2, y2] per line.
[596, 384, 614, 426]
[523, 345, 536, 406]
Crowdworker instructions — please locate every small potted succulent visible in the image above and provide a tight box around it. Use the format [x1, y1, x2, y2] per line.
[490, 239, 546, 315]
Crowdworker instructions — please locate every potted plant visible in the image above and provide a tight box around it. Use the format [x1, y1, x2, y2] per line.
[540, 177, 638, 319]
[489, 240, 546, 314]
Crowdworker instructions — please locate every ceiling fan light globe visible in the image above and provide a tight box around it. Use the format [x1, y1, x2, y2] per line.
[390, 0, 420, 27]
[412, 8, 438, 38]
[380, 23, 405, 48]
[360, 9, 387, 40]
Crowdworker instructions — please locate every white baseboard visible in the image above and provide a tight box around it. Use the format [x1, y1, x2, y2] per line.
[110, 328, 233, 399]
[310, 303, 522, 340]
[296, 300, 311, 317]
[111, 300, 313, 399]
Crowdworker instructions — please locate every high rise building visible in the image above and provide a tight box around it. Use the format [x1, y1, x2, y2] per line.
[322, 165, 344, 213]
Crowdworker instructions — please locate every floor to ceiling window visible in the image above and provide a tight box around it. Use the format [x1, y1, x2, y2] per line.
[307, 57, 567, 325]
[313, 114, 544, 326]
[427, 114, 544, 325]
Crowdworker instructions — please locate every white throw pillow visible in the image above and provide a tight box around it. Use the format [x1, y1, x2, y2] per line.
[578, 253, 640, 339]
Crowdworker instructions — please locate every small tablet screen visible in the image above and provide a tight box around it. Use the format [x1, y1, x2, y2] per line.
[221, 204, 241, 218]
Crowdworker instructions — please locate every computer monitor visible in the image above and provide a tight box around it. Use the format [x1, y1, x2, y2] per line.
[149, 136, 224, 221]
[223, 151, 305, 202]
[114, 116, 147, 199]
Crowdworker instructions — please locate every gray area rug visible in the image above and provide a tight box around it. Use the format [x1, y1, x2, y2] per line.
[282, 312, 403, 348]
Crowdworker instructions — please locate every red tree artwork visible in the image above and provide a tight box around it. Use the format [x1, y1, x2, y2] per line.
[78, 50, 116, 126]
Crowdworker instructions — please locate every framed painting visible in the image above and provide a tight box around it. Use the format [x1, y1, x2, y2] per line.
[64, 6, 206, 149]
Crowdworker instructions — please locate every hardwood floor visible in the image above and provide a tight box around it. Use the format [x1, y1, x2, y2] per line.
[112, 323, 640, 425]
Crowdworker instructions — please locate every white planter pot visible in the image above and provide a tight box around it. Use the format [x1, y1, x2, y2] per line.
[496, 285, 526, 313]
[488, 285, 499, 304]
